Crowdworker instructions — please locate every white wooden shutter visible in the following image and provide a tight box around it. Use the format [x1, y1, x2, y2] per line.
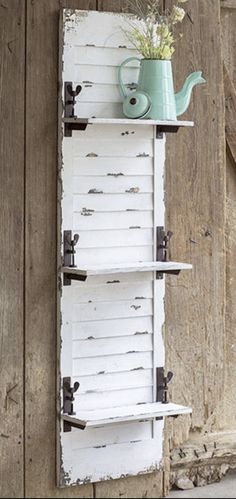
[58, 9, 192, 487]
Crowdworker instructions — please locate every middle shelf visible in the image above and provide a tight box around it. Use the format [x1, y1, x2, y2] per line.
[62, 261, 192, 282]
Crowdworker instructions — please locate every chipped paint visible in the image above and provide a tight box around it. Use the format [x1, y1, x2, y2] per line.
[107, 172, 124, 177]
[61, 467, 72, 486]
[131, 305, 141, 310]
[81, 207, 94, 216]
[125, 187, 140, 194]
[88, 188, 103, 194]
[131, 367, 144, 371]
[65, 9, 88, 33]
[121, 130, 135, 135]
[60, 8, 166, 486]
[77, 476, 92, 485]
[137, 153, 150, 157]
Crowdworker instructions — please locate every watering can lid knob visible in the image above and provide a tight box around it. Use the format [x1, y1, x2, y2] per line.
[123, 91, 151, 119]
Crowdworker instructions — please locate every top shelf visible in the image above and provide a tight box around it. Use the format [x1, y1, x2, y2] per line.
[63, 117, 194, 137]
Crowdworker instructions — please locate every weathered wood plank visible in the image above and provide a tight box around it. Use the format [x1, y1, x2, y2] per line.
[95, 474, 164, 499]
[164, 0, 225, 493]
[98, 1, 122, 12]
[0, 2, 25, 497]
[221, 6, 236, 84]
[224, 63, 236, 166]
[170, 430, 236, 488]
[25, 0, 96, 497]
[221, 0, 236, 8]
[221, 4, 236, 435]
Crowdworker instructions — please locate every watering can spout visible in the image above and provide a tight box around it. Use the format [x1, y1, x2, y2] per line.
[175, 71, 206, 117]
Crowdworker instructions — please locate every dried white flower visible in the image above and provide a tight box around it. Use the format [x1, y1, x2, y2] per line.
[171, 6, 186, 24]
[124, 0, 188, 60]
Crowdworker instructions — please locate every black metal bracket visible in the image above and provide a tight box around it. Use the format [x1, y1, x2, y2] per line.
[64, 81, 83, 136]
[156, 226, 179, 279]
[157, 227, 173, 262]
[63, 230, 80, 285]
[64, 272, 87, 283]
[63, 377, 80, 432]
[156, 126, 179, 139]
[63, 417, 86, 431]
[156, 368, 174, 404]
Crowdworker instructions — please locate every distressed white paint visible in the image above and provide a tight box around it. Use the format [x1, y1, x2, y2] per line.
[63, 261, 192, 277]
[63, 402, 192, 429]
[59, 9, 192, 487]
[63, 117, 194, 127]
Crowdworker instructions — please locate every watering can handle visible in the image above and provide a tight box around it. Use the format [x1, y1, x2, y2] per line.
[118, 57, 141, 98]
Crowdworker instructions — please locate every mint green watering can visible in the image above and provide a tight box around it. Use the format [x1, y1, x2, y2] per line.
[118, 58, 206, 120]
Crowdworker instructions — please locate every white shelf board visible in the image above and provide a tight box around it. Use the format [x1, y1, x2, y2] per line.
[63, 402, 192, 429]
[62, 261, 192, 278]
[63, 117, 194, 128]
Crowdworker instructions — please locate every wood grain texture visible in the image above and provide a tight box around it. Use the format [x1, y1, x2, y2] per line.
[25, 0, 95, 497]
[221, 0, 236, 8]
[224, 64, 236, 166]
[221, 6, 236, 432]
[221, 6, 236, 84]
[98, 1, 122, 12]
[224, 154, 236, 431]
[0, 1, 25, 497]
[165, 0, 226, 439]
[0, 0, 223, 497]
[170, 430, 236, 487]
[94, 473, 163, 498]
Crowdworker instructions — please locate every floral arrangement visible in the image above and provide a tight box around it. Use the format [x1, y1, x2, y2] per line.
[124, 0, 188, 60]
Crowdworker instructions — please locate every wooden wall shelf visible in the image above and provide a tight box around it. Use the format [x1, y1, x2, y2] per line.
[62, 261, 192, 282]
[59, 9, 195, 485]
[62, 402, 192, 430]
[63, 117, 194, 137]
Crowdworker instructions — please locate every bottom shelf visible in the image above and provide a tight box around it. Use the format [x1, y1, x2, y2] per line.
[62, 402, 192, 430]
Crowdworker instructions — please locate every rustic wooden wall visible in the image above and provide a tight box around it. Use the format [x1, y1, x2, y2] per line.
[0, 1, 25, 497]
[221, 2, 236, 431]
[165, 0, 225, 446]
[0, 0, 227, 497]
